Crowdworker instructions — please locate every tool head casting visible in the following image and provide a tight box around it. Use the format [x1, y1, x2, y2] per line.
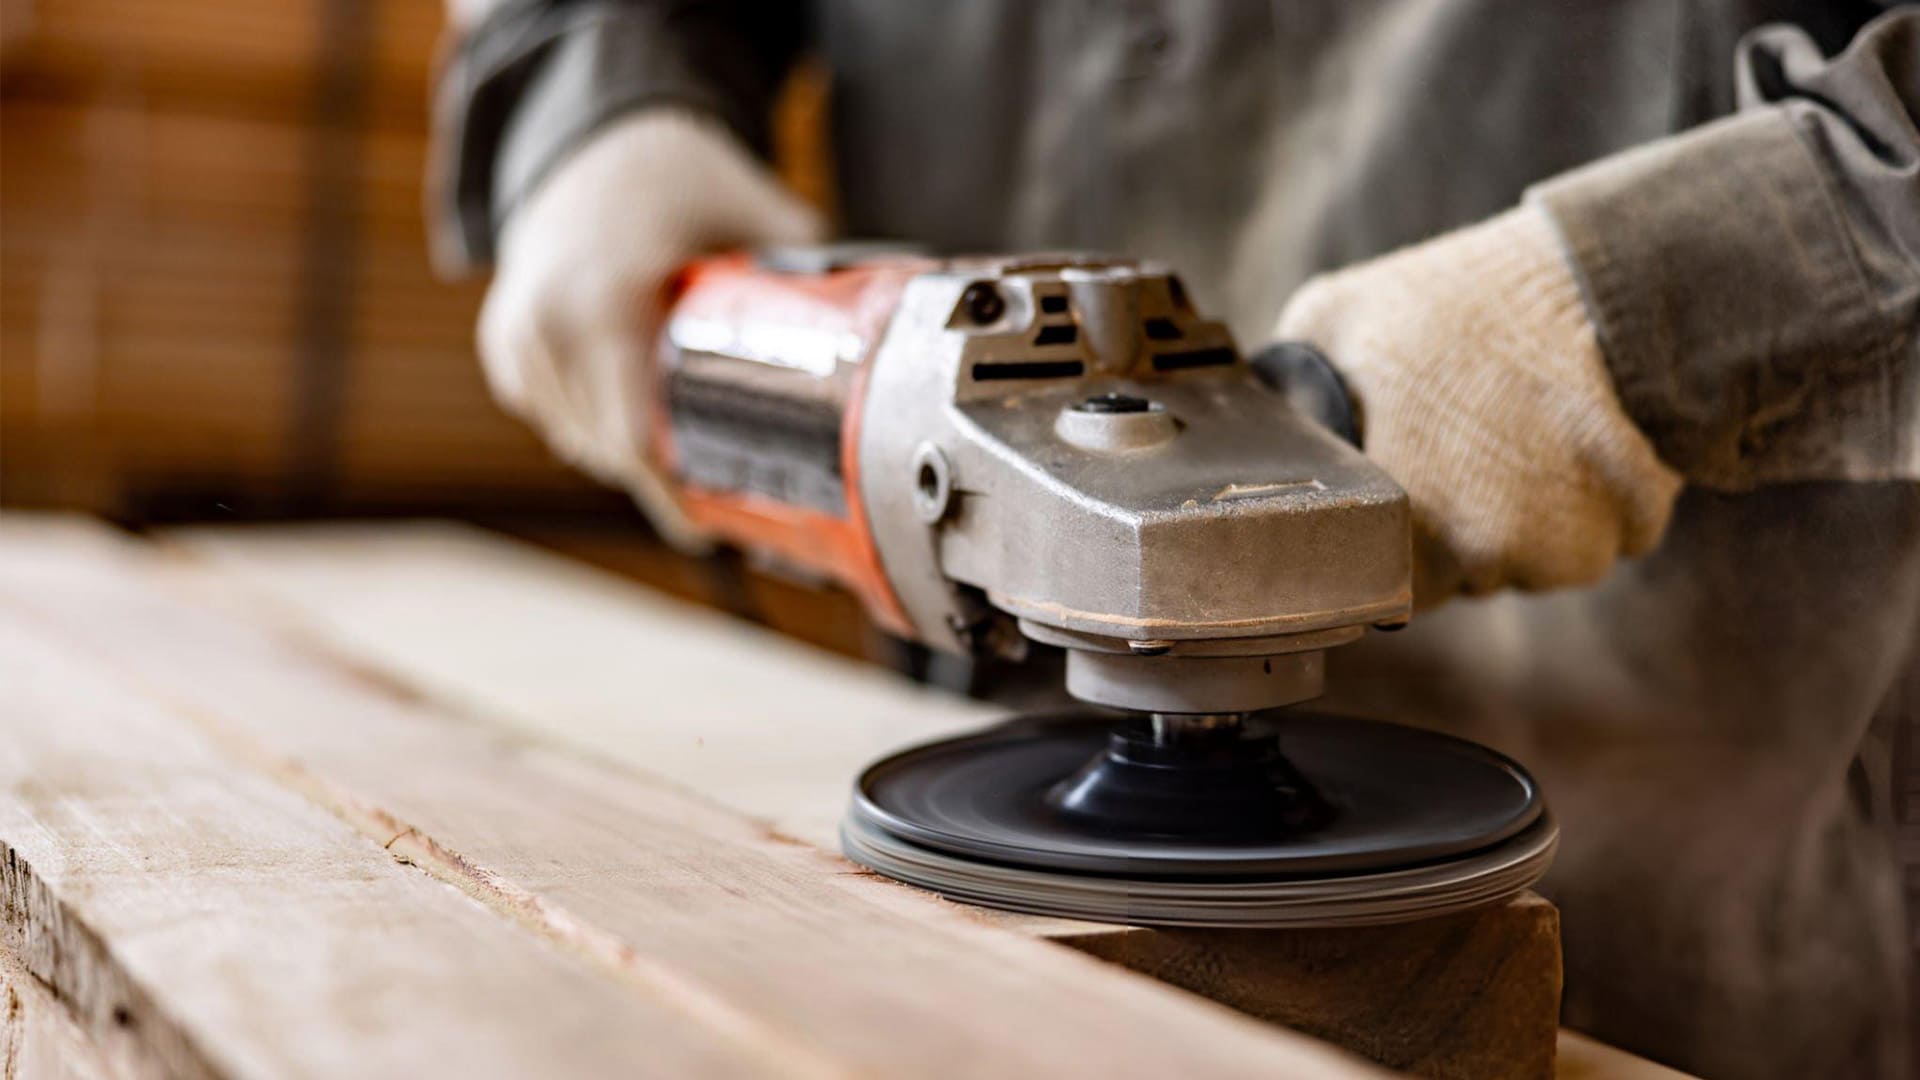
[854, 255, 1412, 714]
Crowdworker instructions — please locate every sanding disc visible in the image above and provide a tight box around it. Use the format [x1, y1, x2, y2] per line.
[841, 711, 1557, 927]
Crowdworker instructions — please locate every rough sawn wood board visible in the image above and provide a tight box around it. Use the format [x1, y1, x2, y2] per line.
[0, 516, 1383, 1079]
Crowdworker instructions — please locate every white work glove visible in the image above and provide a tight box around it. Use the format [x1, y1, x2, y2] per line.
[1275, 204, 1683, 608]
[480, 109, 825, 548]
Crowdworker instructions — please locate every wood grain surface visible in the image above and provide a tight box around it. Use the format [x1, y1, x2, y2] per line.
[0, 610, 766, 1080]
[0, 516, 1382, 1079]
[174, 520, 999, 850]
[1061, 898, 1562, 1079]
[0, 943, 116, 1080]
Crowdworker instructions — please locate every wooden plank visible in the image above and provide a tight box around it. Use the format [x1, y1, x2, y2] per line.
[0, 517, 1382, 1079]
[165, 521, 1564, 1078]
[0, 605, 765, 1078]
[176, 520, 1000, 850]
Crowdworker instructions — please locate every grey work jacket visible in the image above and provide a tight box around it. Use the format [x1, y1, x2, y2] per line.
[432, 4, 1920, 1076]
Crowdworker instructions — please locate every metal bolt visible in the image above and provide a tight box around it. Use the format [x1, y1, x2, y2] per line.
[960, 283, 1005, 325]
[910, 443, 953, 524]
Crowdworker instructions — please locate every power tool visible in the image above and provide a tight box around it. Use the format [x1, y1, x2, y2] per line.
[651, 248, 1556, 927]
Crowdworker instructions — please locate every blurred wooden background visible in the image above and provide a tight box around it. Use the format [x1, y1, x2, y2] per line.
[1, 0, 633, 520]
[1, 0, 869, 654]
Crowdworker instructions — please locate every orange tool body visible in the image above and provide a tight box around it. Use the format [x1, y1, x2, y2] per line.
[654, 253, 930, 635]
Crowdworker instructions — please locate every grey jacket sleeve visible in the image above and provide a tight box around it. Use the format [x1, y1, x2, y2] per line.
[1530, 9, 1919, 490]
[428, 0, 805, 275]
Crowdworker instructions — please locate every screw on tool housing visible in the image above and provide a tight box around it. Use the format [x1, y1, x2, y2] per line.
[961, 282, 1005, 325]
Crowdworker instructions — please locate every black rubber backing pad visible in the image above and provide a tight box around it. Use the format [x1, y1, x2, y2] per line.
[842, 712, 1559, 927]
[853, 712, 1540, 879]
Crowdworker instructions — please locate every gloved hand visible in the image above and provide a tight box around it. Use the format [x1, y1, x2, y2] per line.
[1274, 204, 1682, 608]
[479, 109, 825, 549]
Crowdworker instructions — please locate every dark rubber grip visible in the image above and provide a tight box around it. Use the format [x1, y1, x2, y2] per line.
[1249, 341, 1362, 449]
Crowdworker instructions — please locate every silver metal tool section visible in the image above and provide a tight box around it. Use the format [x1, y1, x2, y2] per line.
[1149, 712, 1247, 738]
[1065, 650, 1324, 713]
[1053, 400, 1178, 453]
[1017, 619, 1365, 657]
[855, 255, 1411, 711]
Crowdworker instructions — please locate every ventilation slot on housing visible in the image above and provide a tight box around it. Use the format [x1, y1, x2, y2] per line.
[1038, 295, 1069, 314]
[1143, 318, 1182, 341]
[972, 359, 1087, 381]
[1151, 347, 1236, 372]
[1033, 324, 1078, 346]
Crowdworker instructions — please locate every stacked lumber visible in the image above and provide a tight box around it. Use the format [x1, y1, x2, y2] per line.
[0, 0, 604, 516]
[1, 3, 841, 519]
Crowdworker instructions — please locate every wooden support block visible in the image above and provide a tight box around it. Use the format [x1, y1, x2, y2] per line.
[165, 520, 1565, 1077]
[1059, 899, 1561, 1080]
[0, 517, 1381, 1079]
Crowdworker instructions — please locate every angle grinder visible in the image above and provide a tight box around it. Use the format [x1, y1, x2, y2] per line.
[648, 247, 1556, 927]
